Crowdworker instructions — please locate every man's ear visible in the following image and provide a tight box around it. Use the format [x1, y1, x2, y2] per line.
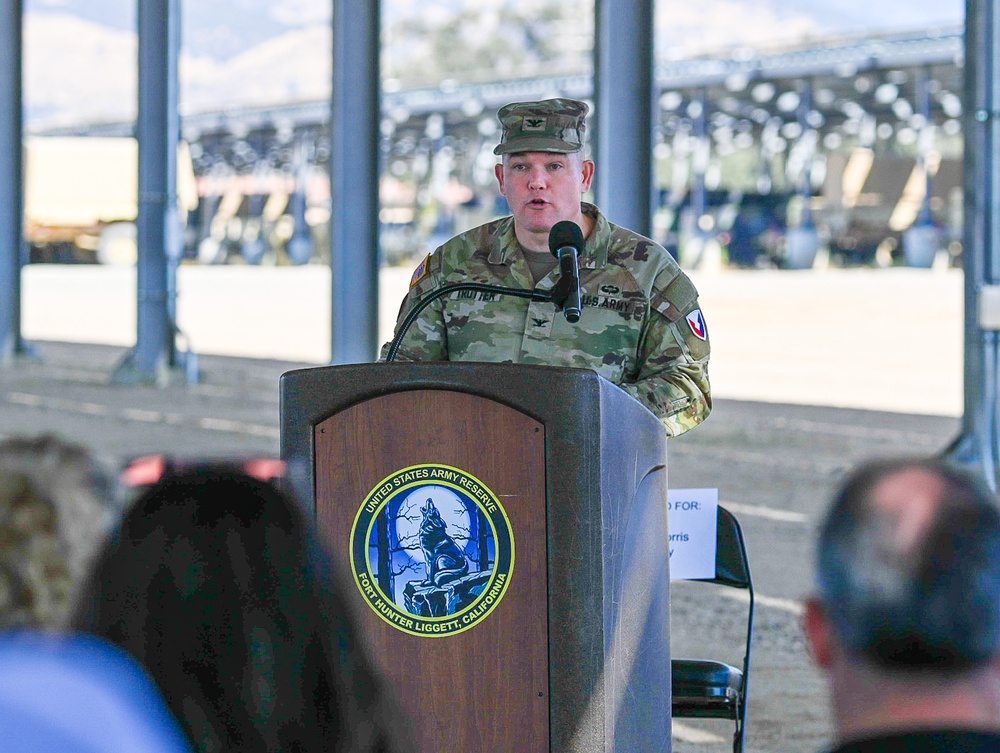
[803, 596, 835, 669]
[579, 159, 595, 193]
[495, 162, 506, 195]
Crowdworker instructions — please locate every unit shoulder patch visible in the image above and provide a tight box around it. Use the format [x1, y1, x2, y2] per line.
[685, 309, 708, 341]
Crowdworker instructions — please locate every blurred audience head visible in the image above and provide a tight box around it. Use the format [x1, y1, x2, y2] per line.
[0, 631, 192, 752]
[805, 457, 1000, 741]
[0, 434, 112, 630]
[74, 464, 404, 753]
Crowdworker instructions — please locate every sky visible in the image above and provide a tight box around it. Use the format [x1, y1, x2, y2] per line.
[26, 0, 964, 61]
[21, 0, 966, 129]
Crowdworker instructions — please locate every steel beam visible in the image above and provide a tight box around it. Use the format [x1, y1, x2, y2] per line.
[0, 0, 24, 361]
[113, 0, 182, 384]
[330, 1, 380, 363]
[944, 0, 1000, 488]
[594, 0, 656, 236]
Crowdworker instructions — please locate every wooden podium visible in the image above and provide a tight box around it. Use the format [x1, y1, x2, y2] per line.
[280, 362, 671, 752]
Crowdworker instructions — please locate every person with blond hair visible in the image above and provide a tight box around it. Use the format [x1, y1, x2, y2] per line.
[0, 434, 111, 630]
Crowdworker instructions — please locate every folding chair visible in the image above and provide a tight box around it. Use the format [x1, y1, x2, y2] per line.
[671, 505, 754, 753]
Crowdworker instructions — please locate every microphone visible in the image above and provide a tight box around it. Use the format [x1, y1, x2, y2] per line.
[548, 220, 584, 323]
[383, 224, 585, 361]
[384, 281, 554, 362]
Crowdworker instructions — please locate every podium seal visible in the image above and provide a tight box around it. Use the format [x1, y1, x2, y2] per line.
[350, 463, 515, 637]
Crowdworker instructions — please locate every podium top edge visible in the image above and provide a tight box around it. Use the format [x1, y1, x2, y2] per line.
[280, 361, 607, 386]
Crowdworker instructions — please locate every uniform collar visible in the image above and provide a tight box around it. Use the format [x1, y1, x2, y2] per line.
[488, 203, 610, 269]
[579, 202, 610, 269]
[488, 217, 518, 265]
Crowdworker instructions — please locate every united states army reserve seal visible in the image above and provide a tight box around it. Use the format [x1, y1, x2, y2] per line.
[350, 463, 515, 637]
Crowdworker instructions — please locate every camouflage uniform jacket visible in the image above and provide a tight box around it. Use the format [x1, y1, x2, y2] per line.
[381, 203, 711, 436]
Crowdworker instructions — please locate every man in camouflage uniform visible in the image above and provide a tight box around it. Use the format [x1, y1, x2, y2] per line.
[381, 98, 711, 437]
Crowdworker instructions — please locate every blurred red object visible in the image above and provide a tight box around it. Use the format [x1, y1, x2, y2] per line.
[120, 455, 286, 488]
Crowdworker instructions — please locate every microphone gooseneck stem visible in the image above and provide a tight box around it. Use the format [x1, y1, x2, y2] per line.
[384, 282, 553, 362]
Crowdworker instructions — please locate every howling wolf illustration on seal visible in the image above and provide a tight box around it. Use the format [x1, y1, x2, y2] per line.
[418, 498, 469, 586]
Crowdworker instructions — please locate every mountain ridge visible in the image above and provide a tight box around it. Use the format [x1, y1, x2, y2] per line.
[22, 1, 963, 131]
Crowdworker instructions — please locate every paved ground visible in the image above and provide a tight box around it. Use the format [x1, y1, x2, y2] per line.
[21, 263, 965, 417]
[668, 399, 958, 752]
[2, 264, 971, 753]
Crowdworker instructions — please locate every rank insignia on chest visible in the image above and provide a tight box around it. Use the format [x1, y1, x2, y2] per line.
[685, 309, 707, 340]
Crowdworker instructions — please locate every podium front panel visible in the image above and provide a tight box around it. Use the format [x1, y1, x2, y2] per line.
[314, 389, 548, 753]
[281, 362, 672, 752]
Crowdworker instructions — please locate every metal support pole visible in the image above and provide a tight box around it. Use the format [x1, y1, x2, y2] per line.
[112, 0, 191, 384]
[330, 1, 380, 364]
[786, 80, 821, 269]
[902, 66, 942, 268]
[674, 88, 718, 269]
[916, 66, 934, 228]
[0, 0, 25, 362]
[943, 0, 1000, 489]
[114, 0, 183, 384]
[287, 141, 315, 266]
[691, 88, 708, 229]
[594, 0, 655, 236]
[797, 81, 814, 229]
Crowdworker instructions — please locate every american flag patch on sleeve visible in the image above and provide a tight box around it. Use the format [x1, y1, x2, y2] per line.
[410, 254, 430, 287]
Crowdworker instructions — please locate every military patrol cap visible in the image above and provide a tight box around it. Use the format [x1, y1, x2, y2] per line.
[493, 98, 589, 156]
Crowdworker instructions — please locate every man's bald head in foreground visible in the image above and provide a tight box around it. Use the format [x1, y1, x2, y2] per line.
[806, 458, 1000, 744]
[814, 458, 1000, 672]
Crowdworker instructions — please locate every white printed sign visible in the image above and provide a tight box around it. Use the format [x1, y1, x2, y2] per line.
[667, 488, 719, 581]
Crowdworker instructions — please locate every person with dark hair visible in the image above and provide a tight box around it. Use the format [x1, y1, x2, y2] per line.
[804, 457, 1000, 753]
[73, 466, 407, 753]
[0, 434, 112, 630]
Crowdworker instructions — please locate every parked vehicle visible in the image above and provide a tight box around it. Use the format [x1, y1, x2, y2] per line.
[24, 137, 198, 264]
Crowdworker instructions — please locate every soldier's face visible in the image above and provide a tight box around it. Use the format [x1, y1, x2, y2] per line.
[495, 151, 594, 236]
